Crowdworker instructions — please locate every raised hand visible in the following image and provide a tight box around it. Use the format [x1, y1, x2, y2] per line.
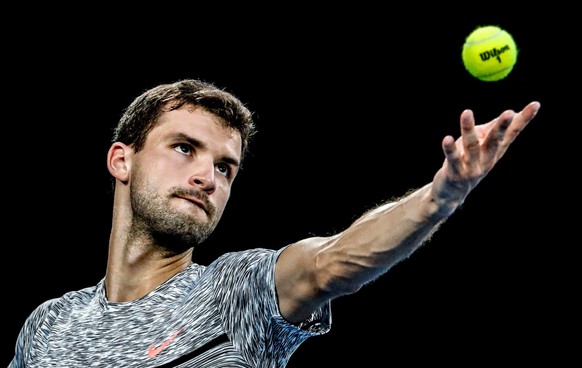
[431, 101, 541, 215]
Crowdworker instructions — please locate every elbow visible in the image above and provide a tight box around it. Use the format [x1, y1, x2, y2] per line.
[314, 247, 377, 298]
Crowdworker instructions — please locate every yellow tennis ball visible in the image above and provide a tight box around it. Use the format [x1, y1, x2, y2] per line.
[462, 25, 518, 82]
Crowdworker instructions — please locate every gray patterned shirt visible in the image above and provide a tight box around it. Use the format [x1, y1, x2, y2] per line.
[10, 247, 331, 367]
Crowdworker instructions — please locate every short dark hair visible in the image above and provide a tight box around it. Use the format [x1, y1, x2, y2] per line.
[113, 79, 256, 163]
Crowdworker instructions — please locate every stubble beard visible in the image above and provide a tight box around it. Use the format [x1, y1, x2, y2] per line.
[130, 177, 220, 255]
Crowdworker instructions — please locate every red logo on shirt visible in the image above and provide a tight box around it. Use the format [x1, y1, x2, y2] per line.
[148, 328, 184, 358]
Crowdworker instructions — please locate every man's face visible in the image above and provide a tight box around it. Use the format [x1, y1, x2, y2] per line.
[128, 105, 243, 252]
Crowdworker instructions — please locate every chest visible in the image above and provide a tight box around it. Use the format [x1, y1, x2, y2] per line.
[30, 297, 229, 367]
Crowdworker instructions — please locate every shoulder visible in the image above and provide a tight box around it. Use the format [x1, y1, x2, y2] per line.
[28, 285, 97, 318]
[18, 284, 98, 338]
[208, 248, 283, 273]
[201, 248, 285, 288]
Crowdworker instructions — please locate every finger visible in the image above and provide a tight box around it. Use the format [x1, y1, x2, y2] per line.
[503, 101, 540, 145]
[442, 135, 462, 176]
[482, 109, 515, 164]
[459, 109, 481, 168]
[485, 101, 541, 161]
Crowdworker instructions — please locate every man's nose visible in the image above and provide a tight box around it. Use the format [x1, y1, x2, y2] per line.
[188, 159, 217, 192]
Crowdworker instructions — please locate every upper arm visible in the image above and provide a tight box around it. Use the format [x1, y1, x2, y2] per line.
[274, 236, 345, 324]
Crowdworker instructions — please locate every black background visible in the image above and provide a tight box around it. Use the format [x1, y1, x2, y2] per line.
[4, 7, 577, 367]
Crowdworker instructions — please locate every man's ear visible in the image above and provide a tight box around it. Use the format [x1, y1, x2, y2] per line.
[107, 142, 132, 183]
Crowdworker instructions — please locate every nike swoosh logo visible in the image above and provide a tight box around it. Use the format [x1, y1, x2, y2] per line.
[148, 327, 184, 358]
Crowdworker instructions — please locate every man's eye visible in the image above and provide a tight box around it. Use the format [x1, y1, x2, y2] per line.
[216, 163, 230, 177]
[175, 144, 191, 155]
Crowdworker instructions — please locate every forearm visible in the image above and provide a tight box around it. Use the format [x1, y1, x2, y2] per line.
[318, 183, 456, 294]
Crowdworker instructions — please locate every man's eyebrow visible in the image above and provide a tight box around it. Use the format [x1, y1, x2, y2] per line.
[171, 132, 205, 149]
[171, 132, 240, 168]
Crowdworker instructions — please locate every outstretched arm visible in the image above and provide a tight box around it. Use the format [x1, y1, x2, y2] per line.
[275, 101, 541, 324]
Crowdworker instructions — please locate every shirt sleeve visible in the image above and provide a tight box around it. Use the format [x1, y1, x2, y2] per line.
[207, 247, 331, 366]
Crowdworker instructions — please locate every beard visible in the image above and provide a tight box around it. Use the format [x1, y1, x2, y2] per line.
[129, 168, 221, 255]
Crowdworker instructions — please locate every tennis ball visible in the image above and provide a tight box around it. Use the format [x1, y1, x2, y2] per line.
[462, 25, 518, 82]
